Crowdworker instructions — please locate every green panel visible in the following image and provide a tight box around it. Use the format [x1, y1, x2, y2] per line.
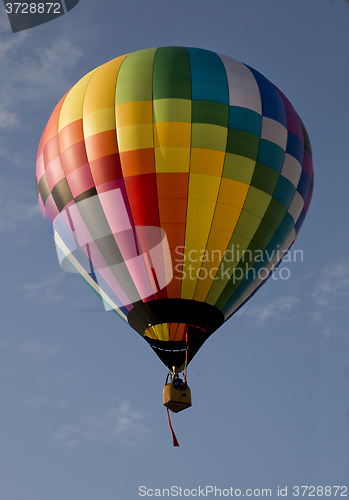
[251, 163, 279, 196]
[192, 100, 229, 127]
[153, 79, 192, 100]
[153, 47, 191, 100]
[226, 129, 260, 160]
[222, 153, 255, 184]
[251, 219, 276, 250]
[273, 176, 296, 209]
[243, 186, 271, 218]
[191, 123, 227, 151]
[234, 210, 261, 241]
[263, 198, 287, 230]
[214, 282, 236, 309]
[116, 48, 156, 104]
[153, 98, 191, 123]
[276, 212, 295, 243]
[229, 106, 262, 136]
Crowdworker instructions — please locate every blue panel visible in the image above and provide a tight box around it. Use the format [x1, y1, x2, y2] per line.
[45, 213, 54, 235]
[257, 139, 285, 173]
[246, 66, 287, 127]
[286, 132, 304, 165]
[297, 170, 311, 200]
[294, 208, 306, 235]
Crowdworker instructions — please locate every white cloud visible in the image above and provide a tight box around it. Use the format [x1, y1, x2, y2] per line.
[312, 262, 349, 309]
[246, 295, 300, 326]
[53, 400, 153, 449]
[21, 273, 65, 303]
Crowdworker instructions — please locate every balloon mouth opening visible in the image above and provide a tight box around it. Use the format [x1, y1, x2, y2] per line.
[126, 298, 224, 370]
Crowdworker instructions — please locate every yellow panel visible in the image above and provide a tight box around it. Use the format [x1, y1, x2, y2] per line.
[145, 326, 157, 340]
[186, 199, 217, 226]
[116, 101, 153, 127]
[218, 177, 249, 207]
[154, 324, 164, 341]
[190, 148, 225, 177]
[154, 147, 190, 173]
[83, 55, 127, 115]
[154, 122, 191, 148]
[162, 323, 170, 342]
[193, 227, 233, 301]
[187, 173, 221, 201]
[180, 225, 211, 299]
[83, 108, 116, 138]
[58, 69, 97, 132]
[212, 203, 241, 232]
[117, 124, 153, 151]
[153, 98, 191, 123]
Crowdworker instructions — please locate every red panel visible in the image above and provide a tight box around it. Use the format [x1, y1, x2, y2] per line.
[60, 141, 89, 176]
[128, 199, 159, 226]
[89, 154, 123, 186]
[124, 173, 157, 202]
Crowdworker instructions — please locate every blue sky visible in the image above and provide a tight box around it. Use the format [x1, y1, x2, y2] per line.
[0, 1, 348, 499]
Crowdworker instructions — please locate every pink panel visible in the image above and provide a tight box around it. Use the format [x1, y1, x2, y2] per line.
[44, 194, 60, 222]
[36, 153, 45, 181]
[99, 188, 132, 234]
[66, 163, 95, 198]
[45, 156, 66, 191]
[38, 194, 45, 218]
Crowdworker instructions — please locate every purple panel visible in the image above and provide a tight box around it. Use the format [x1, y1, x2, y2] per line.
[277, 89, 303, 141]
[302, 150, 313, 178]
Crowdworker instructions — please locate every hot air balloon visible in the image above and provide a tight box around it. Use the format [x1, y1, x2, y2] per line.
[36, 47, 313, 427]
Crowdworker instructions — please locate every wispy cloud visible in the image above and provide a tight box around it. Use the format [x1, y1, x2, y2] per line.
[21, 273, 66, 303]
[53, 400, 153, 449]
[246, 295, 300, 326]
[0, 178, 41, 236]
[312, 262, 349, 309]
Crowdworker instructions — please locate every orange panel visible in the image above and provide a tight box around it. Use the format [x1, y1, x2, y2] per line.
[84, 130, 119, 162]
[158, 198, 188, 224]
[119, 148, 155, 176]
[156, 172, 189, 199]
[59, 120, 83, 152]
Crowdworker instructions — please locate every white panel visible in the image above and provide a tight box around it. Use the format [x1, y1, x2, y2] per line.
[281, 153, 302, 187]
[261, 117, 287, 150]
[288, 191, 304, 221]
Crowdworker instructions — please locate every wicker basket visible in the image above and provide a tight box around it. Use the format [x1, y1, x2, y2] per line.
[163, 383, 192, 413]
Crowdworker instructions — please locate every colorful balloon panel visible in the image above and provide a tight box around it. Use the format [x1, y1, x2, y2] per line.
[36, 47, 314, 370]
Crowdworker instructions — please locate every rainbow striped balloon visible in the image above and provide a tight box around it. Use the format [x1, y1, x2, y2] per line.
[36, 47, 313, 370]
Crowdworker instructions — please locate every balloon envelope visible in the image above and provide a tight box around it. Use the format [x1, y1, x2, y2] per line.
[36, 47, 314, 370]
